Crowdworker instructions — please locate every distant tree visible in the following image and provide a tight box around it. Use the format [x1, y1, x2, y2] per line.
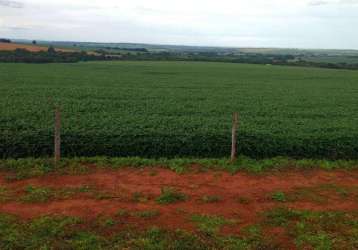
[0, 38, 11, 43]
[32, 40, 37, 45]
[48, 46, 56, 54]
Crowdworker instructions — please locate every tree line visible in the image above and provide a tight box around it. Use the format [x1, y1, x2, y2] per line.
[0, 38, 12, 43]
[0, 47, 112, 63]
[118, 51, 358, 70]
[1, 46, 358, 70]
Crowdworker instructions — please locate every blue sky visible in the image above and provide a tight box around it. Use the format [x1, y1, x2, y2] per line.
[0, 0, 357, 49]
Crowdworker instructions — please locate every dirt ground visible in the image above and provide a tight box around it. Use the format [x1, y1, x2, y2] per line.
[1, 168, 357, 227]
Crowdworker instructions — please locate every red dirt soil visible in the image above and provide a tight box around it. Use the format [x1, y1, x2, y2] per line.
[0, 168, 357, 237]
[0, 42, 73, 52]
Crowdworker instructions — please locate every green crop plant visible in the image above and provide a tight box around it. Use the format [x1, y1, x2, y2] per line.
[2, 61, 358, 159]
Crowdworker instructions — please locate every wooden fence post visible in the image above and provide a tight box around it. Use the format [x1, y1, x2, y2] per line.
[231, 112, 239, 162]
[54, 107, 61, 164]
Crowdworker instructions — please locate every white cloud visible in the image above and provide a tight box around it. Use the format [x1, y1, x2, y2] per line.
[0, 0, 23, 8]
[309, 0, 358, 5]
[0, 0, 357, 49]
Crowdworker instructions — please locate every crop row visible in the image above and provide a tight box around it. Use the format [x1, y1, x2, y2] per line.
[1, 61, 358, 159]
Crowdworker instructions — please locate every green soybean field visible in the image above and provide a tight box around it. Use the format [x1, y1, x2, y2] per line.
[1, 61, 358, 159]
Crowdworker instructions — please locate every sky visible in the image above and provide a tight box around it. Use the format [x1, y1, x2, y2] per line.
[0, 0, 357, 49]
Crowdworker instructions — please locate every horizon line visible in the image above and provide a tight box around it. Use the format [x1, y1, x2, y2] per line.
[8, 37, 358, 52]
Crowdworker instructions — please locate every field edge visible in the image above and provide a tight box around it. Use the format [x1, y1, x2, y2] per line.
[1, 155, 358, 180]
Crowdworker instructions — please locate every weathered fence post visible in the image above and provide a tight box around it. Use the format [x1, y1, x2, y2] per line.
[231, 112, 239, 162]
[54, 107, 61, 164]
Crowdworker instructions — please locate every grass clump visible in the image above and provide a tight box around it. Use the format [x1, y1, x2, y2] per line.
[1, 209, 356, 249]
[21, 185, 53, 203]
[132, 192, 149, 203]
[201, 195, 221, 203]
[111, 226, 207, 250]
[295, 228, 333, 250]
[1, 158, 55, 181]
[116, 209, 130, 217]
[156, 187, 187, 204]
[0, 186, 12, 202]
[116, 209, 160, 219]
[286, 187, 327, 203]
[263, 207, 358, 249]
[264, 207, 302, 226]
[271, 191, 287, 202]
[133, 210, 160, 219]
[236, 196, 251, 205]
[284, 184, 356, 204]
[97, 217, 116, 228]
[230, 224, 283, 250]
[20, 185, 93, 203]
[70, 232, 105, 249]
[191, 214, 235, 235]
[0, 215, 86, 249]
[1, 156, 358, 181]
[54, 185, 92, 200]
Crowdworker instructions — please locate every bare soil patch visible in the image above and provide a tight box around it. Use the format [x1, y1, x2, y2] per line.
[1, 168, 357, 235]
[0, 42, 73, 52]
[1, 167, 357, 249]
